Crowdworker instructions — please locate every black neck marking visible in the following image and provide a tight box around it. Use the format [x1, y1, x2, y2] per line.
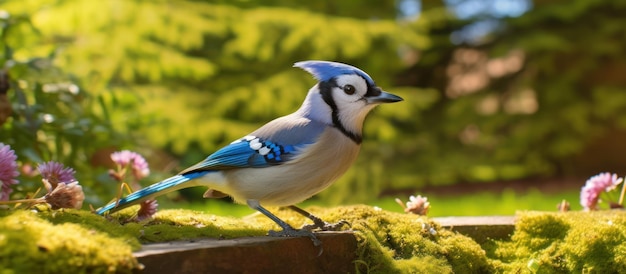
[319, 80, 363, 144]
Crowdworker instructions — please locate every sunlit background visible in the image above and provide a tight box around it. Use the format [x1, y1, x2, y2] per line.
[2, 0, 625, 216]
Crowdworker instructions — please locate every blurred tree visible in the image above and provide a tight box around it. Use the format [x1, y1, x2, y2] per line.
[397, 0, 626, 188]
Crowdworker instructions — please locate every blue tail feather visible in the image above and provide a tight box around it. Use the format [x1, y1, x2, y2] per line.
[96, 171, 210, 215]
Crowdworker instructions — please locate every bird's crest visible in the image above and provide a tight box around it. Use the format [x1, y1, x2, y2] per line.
[294, 60, 375, 85]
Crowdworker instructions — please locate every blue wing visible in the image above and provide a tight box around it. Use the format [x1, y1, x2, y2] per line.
[179, 135, 300, 174]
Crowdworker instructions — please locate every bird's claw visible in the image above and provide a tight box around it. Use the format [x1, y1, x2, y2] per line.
[301, 219, 351, 232]
[268, 227, 322, 247]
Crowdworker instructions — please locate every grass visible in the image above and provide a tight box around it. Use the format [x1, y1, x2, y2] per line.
[157, 187, 582, 218]
[372, 188, 582, 217]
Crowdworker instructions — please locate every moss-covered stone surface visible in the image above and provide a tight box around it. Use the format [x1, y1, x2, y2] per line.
[1, 206, 625, 273]
[487, 211, 626, 273]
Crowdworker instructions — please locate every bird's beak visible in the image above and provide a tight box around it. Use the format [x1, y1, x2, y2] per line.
[366, 89, 403, 104]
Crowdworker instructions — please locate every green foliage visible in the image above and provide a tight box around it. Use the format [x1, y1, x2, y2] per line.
[2, 0, 435, 204]
[385, 0, 626, 189]
[0, 10, 127, 202]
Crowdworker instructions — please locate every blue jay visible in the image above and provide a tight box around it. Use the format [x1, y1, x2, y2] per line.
[96, 61, 403, 245]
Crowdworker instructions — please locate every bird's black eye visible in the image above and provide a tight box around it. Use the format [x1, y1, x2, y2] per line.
[343, 84, 356, 95]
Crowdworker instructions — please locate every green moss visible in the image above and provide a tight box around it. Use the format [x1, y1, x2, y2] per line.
[0, 210, 139, 273]
[490, 211, 626, 273]
[2, 206, 626, 273]
[0, 207, 268, 273]
[300, 205, 493, 273]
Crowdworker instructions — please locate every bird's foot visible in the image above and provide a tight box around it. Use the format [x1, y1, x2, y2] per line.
[268, 227, 322, 247]
[301, 219, 351, 232]
[286, 205, 351, 232]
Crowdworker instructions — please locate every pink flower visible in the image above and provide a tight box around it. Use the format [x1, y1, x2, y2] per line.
[43, 180, 85, 209]
[111, 150, 150, 180]
[136, 199, 158, 221]
[37, 161, 76, 191]
[37, 162, 82, 209]
[580, 172, 623, 210]
[0, 143, 19, 201]
[396, 195, 431, 215]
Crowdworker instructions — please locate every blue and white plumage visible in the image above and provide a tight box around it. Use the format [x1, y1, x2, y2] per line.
[96, 60, 402, 244]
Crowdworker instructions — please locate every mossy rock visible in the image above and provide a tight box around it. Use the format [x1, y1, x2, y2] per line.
[1, 206, 626, 273]
[0, 207, 266, 273]
[0, 210, 139, 273]
[490, 210, 626, 273]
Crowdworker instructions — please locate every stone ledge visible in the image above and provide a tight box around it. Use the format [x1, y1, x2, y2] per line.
[134, 231, 357, 274]
[133, 216, 517, 273]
